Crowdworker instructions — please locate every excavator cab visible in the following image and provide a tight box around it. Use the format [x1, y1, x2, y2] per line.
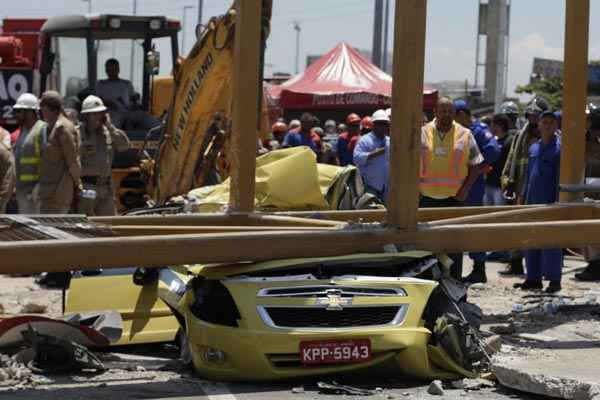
[38, 14, 181, 210]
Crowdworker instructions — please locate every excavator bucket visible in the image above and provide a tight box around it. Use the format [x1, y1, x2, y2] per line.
[150, 0, 272, 204]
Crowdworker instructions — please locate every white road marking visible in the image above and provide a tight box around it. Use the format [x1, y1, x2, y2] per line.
[199, 382, 238, 400]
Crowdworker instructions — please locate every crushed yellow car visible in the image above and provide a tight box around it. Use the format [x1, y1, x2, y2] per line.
[67, 252, 485, 381]
[149, 252, 483, 381]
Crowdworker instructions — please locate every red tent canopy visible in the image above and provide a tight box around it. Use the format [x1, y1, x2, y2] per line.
[268, 42, 438, 110]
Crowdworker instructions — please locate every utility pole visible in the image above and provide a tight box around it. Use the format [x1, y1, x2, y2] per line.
[483, 0, 509, 111]
[182, 5, 194, 55]
[197, 0, 204, 25]
[382, 0, 390, 72]
[293, 21, 301, 74]
[82, 0, 92, 13]
[129, 0, 138, 81]
[372, 0, 384, 68]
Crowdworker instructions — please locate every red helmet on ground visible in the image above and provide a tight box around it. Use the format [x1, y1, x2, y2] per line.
[272, 121, 288, 134]
[346, 113, 361, 125]
[361, 116, 373, 131]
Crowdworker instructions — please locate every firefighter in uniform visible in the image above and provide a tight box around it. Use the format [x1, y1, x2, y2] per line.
[0, 141, 15, 212]
[516, 111, 563, 293]
[500, 97, 549, 275]
[13, 93, 47, 214]
[77, 95, 130, 216]
[419, 97, 484, 279]
[38, 91, 81, 213]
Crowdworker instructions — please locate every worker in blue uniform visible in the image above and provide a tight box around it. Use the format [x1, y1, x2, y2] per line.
[454, 100, 501, 284]
[515, 110, 563, 293]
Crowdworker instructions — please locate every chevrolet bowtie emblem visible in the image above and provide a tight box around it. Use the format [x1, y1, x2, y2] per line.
[316, 289, 352, 310]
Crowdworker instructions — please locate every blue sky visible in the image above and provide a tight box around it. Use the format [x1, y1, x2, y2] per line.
[2, 0, 598, 96]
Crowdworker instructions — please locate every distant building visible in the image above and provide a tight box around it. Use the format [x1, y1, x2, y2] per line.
[531, 58, 564, 82]
[530, 57, 600, 96]
[264, 72, 292, 85]
[426, 80, 481, 100]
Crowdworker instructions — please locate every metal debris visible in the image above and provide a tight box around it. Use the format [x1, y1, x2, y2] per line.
[17, 324, 105, 373]
[317, 381, 374, 396]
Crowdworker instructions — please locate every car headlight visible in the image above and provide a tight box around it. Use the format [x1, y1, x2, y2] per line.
[189, 279, 241, 327]
[109, 18, 121, 29]
[202, 347, 227, 364]
[149, 19, 162, 30]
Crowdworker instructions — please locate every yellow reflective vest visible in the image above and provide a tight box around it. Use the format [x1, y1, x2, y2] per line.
[17, 120, 46, 185]
[420, 121, 470, 199]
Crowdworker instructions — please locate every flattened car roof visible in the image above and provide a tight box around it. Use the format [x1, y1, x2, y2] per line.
[190, 251, 435, 279]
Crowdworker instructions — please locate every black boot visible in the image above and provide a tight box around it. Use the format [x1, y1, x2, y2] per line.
[35, 272, 71, 288]
[545, 281, 562, 293]
[575, 260, 600, 282]
[463, 261, 487, 284]
[499, 257, 525, 276]
[513, 280, 543, 290]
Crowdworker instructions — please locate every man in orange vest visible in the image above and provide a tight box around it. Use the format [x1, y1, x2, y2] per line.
[420, 97, 484, 279]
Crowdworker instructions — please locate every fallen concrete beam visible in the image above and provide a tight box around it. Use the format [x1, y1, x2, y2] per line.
[493, 349, 600, 399]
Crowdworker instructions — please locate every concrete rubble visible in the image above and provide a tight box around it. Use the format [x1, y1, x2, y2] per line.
[493, 348, 600, 400]
[488, 287, 600, 399]
[427, 380, 445, 396]
[451, 377, 496, 391]
[19, 303, 47, 314]
[0, 353, 43, 390]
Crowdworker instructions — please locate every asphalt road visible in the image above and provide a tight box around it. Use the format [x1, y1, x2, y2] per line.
[0, 375, 553, 399]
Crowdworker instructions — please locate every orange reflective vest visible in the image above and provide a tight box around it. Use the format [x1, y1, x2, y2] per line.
[420, 121, 470, 199]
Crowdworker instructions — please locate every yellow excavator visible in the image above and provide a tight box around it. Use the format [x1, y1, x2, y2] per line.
[141, 1, 273, 206]
[139, 0, 371, 213]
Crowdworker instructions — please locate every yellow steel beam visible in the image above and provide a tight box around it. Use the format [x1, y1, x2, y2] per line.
[111, 225, 337, 236]
[278, 205, 543, 223]
[228, 0, 263, 212]
[2, 220, 600, 273]
[91, 213, 343, 228]
[427, 203, 595, 226]
[387, 0, 427, 228]
[560, 0, 589, 202]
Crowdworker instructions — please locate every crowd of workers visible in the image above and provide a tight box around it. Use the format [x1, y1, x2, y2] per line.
[0, 91, 129, 218]
[265, 95, 600, 292]
[0, 58, 135, 219]
[1, 57, 599, 293]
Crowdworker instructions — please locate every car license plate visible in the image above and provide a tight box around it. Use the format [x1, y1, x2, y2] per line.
[300, 339, 371, 365]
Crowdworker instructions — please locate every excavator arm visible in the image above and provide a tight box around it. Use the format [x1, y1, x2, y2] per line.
[145, 1, 272, 205]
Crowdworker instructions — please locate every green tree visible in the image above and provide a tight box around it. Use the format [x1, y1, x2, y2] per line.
[515, 77, 563, 110]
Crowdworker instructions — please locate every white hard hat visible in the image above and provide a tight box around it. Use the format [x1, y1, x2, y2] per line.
[372, 109, 390, 123]
[289, 119, 301, 129]
[13, 93, 39, 110]
[81, 95, 107, 114]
